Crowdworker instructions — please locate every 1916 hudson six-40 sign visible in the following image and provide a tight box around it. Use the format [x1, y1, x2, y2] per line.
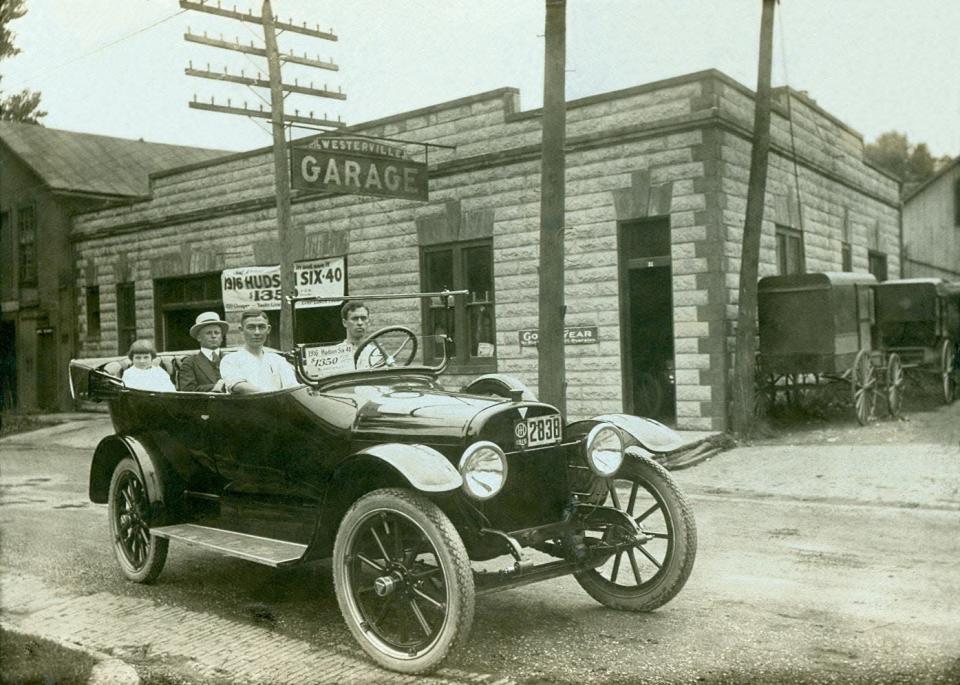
[291, 136, 428, 201]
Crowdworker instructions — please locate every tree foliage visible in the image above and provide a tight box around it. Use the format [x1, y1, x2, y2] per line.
[864, 131, 950, 188]
[0, 0, 45, 124]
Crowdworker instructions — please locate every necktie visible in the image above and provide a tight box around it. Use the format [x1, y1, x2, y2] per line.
[211, 351, 219, 365]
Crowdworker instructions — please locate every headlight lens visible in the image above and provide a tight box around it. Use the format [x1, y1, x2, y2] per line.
[584, 423, 623, 477]
[458, 441, 508, 500]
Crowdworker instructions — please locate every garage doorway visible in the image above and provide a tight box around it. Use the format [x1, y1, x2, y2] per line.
[1, 320, 17, 411]
[618, 218, 676, 424]
[36, 322, 58, 410]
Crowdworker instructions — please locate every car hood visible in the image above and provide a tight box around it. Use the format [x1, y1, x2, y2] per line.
[337, 384, 511, 445]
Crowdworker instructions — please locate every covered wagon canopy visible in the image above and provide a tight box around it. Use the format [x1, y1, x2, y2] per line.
[757, 271, 878, 375]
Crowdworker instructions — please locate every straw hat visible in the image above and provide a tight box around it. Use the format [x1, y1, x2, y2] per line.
[189, 311, 229, 340]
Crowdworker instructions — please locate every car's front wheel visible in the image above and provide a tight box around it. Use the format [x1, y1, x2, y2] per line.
[332, 488, 474, 674]
[574, 455, 696, 611]
[108, 457, 168, 583]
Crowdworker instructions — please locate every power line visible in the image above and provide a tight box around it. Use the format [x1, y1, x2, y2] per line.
[7, 9, 188, 85]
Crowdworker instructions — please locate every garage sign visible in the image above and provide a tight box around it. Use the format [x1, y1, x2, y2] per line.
[221, 256, 346, 312]
[291, 137, 428, 201]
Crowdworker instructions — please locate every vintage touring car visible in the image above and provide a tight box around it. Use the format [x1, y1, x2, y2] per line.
[70, 298, 697, 674]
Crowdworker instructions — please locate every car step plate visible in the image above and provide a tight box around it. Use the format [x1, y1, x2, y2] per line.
[152, 523, 307, 568]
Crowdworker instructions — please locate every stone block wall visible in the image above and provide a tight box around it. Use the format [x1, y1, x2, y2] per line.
[73, 70, 900, 430]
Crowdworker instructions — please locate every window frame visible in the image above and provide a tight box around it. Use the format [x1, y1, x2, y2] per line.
[841, 242, 852, 272]
[116, 282, 137, 354]
[775, 224, 806, 275]
[419, 238, 496, 372]
[868, 250, 888, 282]
[17, 204, 38, 286]
[86, 286, 101, 339]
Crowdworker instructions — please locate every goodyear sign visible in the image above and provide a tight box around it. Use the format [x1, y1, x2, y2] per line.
[291, 137, 428, 201]
[518, 326, 599, 347]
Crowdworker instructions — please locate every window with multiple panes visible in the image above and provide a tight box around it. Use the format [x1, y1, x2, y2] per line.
[154, 273, 224, 351]
[17, 205, 37, 285]
[868, 250, 888, 282]
[421, 240, 495, 367]
[116, 282, 137, 354]
[86, 286, 101, 338]
[775, 224, 805, 275]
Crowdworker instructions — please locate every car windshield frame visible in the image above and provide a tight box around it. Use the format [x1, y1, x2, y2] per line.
[289, 289, 467, 389]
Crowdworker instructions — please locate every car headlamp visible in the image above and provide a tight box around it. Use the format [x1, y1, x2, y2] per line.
[584, 423, 624, 477]
[458, 441, 508, 501]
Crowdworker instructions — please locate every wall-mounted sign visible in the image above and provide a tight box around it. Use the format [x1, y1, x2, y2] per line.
[295, 256, 345, 305]
[221, 256, 346, 312]
[518, 326, 599, 347]
[291, 137, 428, 201]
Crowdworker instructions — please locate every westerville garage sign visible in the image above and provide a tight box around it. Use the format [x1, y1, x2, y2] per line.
[291, 137, 428, 201]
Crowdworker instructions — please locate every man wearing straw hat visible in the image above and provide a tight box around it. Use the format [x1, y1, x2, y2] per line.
[178, 311, 229, 392]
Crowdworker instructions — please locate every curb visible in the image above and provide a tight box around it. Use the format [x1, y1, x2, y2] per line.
[0, 622, 140, 685]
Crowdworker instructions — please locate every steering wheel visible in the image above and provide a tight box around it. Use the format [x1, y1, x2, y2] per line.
[353, 326, 419, 369]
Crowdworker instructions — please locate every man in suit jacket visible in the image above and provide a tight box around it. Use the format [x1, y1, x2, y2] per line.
[178, 311, 229, 392]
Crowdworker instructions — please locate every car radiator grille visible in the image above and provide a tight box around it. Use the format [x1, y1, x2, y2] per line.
[475, 445, 571, 532]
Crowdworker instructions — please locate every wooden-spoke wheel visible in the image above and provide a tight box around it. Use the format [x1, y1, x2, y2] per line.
[108, 457, 168, 583]
[333, 489, 473, 674]
[851, 350, 877, 426]
[941, 339, 956, 404]
[574, 456, 697, 612]
[753, 369, 775, 418]
[885, 353, 904, 417]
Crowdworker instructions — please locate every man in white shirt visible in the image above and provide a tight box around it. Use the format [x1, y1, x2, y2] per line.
[219, 307, 299, 394]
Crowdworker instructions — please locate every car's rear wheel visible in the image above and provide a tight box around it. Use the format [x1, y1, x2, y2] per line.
[574, 455, 696, 612]
[332, 488, 474, 674]
[108, 457, 168, 583]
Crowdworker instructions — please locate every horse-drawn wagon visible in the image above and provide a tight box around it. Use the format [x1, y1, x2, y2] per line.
[756, 272, 905, 424]
[874, 278, 960, 404]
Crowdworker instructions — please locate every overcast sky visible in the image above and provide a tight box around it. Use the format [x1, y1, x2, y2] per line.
[3, 0, 959, 157]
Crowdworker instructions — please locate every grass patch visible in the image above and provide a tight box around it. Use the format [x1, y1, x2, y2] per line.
[0, 414, 50, 439]
[0, 628, 97, 684]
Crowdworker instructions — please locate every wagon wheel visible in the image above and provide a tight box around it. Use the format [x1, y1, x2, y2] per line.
[753, 374, 774, 417]
[941, 338, 956, 404]
[885, 353, 904, 418]
[850, 350, 876, 426]
[633, 371, 664, 418]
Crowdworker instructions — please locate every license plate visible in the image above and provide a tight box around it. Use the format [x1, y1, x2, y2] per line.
[515, 414, 562, 448]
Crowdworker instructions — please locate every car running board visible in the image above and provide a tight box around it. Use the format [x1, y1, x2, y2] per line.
[151, 523, 307, 568]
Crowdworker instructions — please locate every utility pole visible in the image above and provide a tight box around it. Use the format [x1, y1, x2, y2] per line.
[180, 0, 344, 349]
[731, 0, 776, 435]
[538, 0, 567, 413]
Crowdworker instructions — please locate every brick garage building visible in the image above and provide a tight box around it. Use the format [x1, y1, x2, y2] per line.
[72, 70, 900, 430]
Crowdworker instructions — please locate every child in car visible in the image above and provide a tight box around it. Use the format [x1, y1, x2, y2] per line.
[122, 339, 175, 392]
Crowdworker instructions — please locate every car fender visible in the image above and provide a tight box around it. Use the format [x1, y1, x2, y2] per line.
[568, 414, 687, 455]
[89, 434, 166, 506]
[462, 373, 538, 401]
[349, 443, 463, 492]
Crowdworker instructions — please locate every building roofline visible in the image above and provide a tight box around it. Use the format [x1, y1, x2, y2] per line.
[0, 137, 51, 193]
[903, 155, 960, 203]
[147, 69, 894, 187]
[150, 87, 522, 180]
